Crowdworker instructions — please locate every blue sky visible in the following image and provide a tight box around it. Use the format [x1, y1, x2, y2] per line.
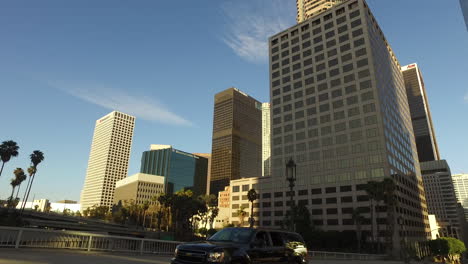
[1, 0, 467, 202]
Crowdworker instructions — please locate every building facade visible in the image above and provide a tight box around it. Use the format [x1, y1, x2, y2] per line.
[296, 0, 346, 23]
[140, 145, 208, 196]
[269, 0, 429, 242]
[194, 153, 212, 195]
[453, 174, 468, 221]
[262, 103, 272, 177]
[210, 88, 262, 195]
[80, 111, 135, 211]
[421, 160, 460, 238]
[402, 63, 440, 162]
[113, 173, 165, 205]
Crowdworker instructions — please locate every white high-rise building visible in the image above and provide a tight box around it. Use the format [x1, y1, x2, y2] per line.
[262, 103, 271, 177]
[80, 111, 135, 211]
[453, 174, 468, 221]
[296, 0, 346, 23]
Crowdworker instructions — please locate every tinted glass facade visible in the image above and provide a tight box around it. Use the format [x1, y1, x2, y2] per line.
[210, 88, 262, 195]
[140, 147, 208, 195]
[402, 64, 440, 162]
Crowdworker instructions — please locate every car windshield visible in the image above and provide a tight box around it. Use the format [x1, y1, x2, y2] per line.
[208, 228, 254, 243]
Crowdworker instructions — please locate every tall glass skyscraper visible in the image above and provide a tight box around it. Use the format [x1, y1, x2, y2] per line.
[210, 88, 262, 195]
[140, 145, 208, 196]
[402, 63, 440, 162]
[268, 0, 429, 245]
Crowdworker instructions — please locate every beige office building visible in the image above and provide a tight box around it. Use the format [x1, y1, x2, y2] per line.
[80, 111, 135, 211]
[262, 103, 271, 177]
[296, 0, 346, 23]
[421, 160, 460, 238]
[453, 174, 468, 221]
[114, 173, 165, 205]
[269, 0, 430, 244]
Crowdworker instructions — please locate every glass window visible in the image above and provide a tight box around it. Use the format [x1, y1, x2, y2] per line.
[233, 186, 240, 192]
[270, 232, 284, 247]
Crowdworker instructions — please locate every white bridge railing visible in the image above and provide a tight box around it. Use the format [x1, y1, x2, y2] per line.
[0, 226, 387, 260]
[309, 251, 387, 260]
[0, 226, 178, 255]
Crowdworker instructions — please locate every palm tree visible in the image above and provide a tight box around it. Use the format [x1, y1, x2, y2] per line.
[21, 150, 44, 213]
[236, 205, 248, 227]
[141, 201, 150, 228]
[9, 178, 20, 207]
[247, 189, 257, 228]
[0, 140, 19, 177]
[352, 208, 364, 253]
[14, 168, 27, 199]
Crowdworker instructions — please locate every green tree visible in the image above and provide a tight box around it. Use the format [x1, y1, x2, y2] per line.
[157, 193, 173, 231]
[247, 189, 258, 228]
[84, 205, 109, 219]
[141, 201, 150, 228]
[21, 151, 44, 213]
[429, 237, 466, 262]
[0, 140, 19, 177]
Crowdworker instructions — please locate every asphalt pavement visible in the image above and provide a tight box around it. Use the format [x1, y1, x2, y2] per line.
[0, 248, 431, 264]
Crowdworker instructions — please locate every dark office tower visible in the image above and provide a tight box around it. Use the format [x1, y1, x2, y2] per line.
[402, 64, 440, 162]
[210, 88, 262, 195]
[140, 145, 208, 196]
[269, 0, 430, 246]
[421, 160, 460, 238]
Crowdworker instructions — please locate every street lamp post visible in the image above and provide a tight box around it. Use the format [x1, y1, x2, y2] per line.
[286, 158, 297, 232]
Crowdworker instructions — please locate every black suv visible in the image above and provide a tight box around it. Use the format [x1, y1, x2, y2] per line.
[171, 227, 308, 264]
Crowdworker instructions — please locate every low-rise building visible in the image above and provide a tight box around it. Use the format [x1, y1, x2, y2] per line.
[114, 173, 165, 205]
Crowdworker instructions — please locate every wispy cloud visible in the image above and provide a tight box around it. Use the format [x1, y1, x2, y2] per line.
[464, 92, 468, 103]
[221, 0, 295, 64]
[50, 81, 193, 126]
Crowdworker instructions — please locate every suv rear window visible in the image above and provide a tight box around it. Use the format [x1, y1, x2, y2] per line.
[269, 232, 284, 246]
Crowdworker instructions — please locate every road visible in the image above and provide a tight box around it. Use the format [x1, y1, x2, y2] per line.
[0, 249, 425, 264]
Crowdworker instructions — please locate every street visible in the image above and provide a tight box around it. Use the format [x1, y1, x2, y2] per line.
[0, 249, 421, 264]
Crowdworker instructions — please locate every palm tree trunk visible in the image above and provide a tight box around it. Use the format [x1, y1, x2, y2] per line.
[21, 176, 33, 210]
[250, 202, 254, 228]
[15, 184, 22, 199]
[9, 186, 16, 206]
[21, 172, 36, 214]
[0, 162, 5, 177]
